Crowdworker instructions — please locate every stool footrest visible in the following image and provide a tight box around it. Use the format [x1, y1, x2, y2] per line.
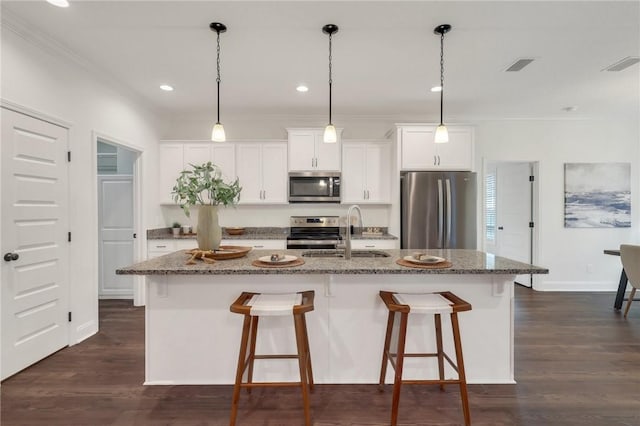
[240, 381, 304, 388]
[400, 379, 464, 385]
[384, 351, 460, 372]
[253, 354, 299, 360]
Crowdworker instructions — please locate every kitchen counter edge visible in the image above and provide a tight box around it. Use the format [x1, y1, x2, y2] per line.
[117, 249, 548, 276]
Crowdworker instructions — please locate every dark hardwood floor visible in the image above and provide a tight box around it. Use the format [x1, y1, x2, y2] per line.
[2, 287, 639, 425]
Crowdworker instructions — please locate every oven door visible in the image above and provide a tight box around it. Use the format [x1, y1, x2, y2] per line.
[286, 239, 341, 250]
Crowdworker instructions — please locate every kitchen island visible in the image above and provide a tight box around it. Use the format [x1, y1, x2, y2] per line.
[117, 249, 547, 385]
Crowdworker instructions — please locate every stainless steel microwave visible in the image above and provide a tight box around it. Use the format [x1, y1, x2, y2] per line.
[288, 172, 341, 203]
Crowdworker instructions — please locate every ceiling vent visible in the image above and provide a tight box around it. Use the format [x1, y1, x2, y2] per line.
[602, 56, 640, 72]
[505, 58, 535, 72]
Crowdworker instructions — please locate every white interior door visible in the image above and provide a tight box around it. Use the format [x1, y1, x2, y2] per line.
[1, 107, 69, 380]
[98, 175, 134, 298]
[496, 162, 533, 286]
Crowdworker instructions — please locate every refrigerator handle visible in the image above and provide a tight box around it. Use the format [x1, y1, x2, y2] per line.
[437, 179, 444, 248]
[445, 178, 452, 247]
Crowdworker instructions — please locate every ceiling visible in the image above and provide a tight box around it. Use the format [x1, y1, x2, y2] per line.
[2, 1, 639, 122]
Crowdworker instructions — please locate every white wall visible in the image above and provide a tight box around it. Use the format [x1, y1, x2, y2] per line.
[475, 119, 639, 291]
[1, 25, 161, 344]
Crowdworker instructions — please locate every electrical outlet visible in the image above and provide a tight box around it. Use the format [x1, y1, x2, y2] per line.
[586, 263, 594, 274]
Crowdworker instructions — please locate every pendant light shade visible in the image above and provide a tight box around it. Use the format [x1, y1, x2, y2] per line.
[435, 124, 448, 143]
[434, 24, 451, 144]
[211, 123, 226, 141]
[324, 124, 337, 143]
[210, 22, 227, 142]
[323, 24, 339, 143]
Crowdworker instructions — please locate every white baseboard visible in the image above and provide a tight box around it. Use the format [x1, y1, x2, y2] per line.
[535, 280, 620, 292]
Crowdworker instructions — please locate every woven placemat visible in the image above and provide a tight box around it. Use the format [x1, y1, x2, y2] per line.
[396, 259, 453, 269]
[252, 258, 306, 268]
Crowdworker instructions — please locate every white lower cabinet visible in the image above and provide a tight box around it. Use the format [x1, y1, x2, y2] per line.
[226, 239, 286, 250]
[350, 239, 397, 250]
[148, 238, 286, 258]
[147, 239, 197, 259]
[147, 240, 177, 259]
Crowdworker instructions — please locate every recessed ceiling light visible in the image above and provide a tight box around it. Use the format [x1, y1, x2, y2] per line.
[160, 85, 174, 92]
[46, 0, 70, 7]
[430, 86, 442, 92]
[296, 85, 309, 93]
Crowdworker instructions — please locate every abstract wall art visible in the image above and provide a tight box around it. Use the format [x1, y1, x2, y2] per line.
[564, 162, 631, 228]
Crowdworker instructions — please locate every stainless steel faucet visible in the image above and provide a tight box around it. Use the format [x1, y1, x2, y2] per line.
[340, 205, 363, 259]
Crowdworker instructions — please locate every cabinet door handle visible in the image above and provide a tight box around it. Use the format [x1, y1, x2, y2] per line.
[156, 245, 167, 248]
[365, 245, 375, 248]
[367, 190, 370, 200]
[434, 155, 437, 166]
[254, 245, 264, 248]
[438, 155, 441, 166]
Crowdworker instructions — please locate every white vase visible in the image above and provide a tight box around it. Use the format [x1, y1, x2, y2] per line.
[197, 205, 222, 251]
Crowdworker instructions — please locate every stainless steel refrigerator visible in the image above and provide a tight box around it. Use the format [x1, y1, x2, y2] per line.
[401, 171, 477, 249]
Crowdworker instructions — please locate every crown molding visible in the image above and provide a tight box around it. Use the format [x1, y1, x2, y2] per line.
[1, 9, 160, 118]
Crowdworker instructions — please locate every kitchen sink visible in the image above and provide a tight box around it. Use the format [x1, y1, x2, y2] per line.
[301, 249, 390, 258]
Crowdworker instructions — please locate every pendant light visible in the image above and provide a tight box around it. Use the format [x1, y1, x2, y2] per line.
[434, 24, 451, 144]
[322, 24, 339, 143]
[210, 22, 227, 142]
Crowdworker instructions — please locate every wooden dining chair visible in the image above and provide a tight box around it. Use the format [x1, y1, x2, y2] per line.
[620, 244, 640, 318]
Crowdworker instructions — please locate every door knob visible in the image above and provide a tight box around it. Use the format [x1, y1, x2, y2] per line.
[4, 252, 19, 261]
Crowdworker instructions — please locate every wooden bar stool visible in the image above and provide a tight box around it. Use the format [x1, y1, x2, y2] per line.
[229, 290, 315, 426]
[378, 290, 473, 426]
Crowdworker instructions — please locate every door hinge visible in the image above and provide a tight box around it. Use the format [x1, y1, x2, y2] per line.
[529, 222, 535, 228]
[529, 175, 534, 182]
[68, 312, 72, 322]
[67, 151, 71, 162]
[68, 232, 72, 242]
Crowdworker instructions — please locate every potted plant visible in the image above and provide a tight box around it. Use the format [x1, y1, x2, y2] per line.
[172, 162, 241, 250]
[171, 222, 181, 237]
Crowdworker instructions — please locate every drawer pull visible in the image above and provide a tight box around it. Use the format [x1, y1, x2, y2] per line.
[156, 245, 167, 248]
[254, 245, 264, 248]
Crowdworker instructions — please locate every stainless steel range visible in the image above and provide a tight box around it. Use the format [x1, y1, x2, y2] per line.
[287, 216, 342, 249]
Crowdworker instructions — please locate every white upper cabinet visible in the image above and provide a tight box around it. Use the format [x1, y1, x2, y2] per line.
[399, 125, 473, 171]
[235, 142, 287, 204]
[287, 128, 341, 171]
[159, 141, 237, 204]
[158, 143, 185, 204]
[211, 144, 236, 182]
[341, 141, 391, 204]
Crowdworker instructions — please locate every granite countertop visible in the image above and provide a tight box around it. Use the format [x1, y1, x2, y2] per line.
[147, 227, 398, 241]
[117, 249, 548, 276]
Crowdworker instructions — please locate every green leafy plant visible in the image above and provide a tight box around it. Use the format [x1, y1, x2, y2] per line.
[172, 162, 242, 217]
[172, 222, 181, 228]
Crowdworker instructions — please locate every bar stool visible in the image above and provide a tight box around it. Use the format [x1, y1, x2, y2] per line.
[229, 290, 315, 426]
[378, 290, 472, 426]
